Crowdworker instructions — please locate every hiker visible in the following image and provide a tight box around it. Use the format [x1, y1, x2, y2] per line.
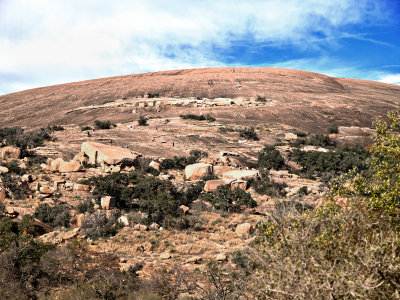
[172, 141, 175, 147]
[110, 139, 113, 145]
[87, 131, 92, 137]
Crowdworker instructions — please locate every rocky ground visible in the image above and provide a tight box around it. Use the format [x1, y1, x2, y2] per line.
[1, 67, 398, 288]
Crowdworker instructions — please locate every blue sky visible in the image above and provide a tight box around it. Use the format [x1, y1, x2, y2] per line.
[0, 0, 399, 95]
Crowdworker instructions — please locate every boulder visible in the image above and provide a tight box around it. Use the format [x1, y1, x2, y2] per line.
[21, 174, 32, 182]
[149, 161, 160, 171]
[186, 256, 202, 264]
[40, 187, 55, 195]
[230, 180, 247, 191]
[50, 158, 82, 173]
[133, 224, 148, 231]
[101, 196, 116, 210]
[50, 158, 63, 172]
[59, 160, 83, 173]
[160, 253, 171, 260]
[73, 151, 89, 164]
[0, 166, 9, 174]
[215, 254, 227, 261]
[81, 142, 138, 165]
[0, 146, 21, 159]
[235, 223, 253, 239]
[213, 165, 234, 177]
[185, 163, 213, 181]
[222, 170, 259, 183]
[73, 183, 90, 191]
[118, 216, 129, 227]
[149, 223, 160, 230]
[204, 180, 226, 192]
[0, 188, 6, 201]
[178, 205, 189, 215]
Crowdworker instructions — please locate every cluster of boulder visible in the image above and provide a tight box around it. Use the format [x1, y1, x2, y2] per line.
[184, 162, 259, 192]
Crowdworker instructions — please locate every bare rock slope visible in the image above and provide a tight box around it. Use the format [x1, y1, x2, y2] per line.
[1, 67, 399, 132]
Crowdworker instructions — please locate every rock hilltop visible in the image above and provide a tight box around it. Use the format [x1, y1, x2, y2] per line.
[1, 67, 399, 133]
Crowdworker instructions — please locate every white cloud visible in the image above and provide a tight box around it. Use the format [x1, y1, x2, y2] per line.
[0, 0, 391, 94]
[379, 74, 400, 85]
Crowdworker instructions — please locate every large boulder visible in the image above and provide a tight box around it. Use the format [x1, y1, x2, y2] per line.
[236, 223, 253, 239]
[59, 160, 83, 172]
[50, 158, 82, 173]
[204, 180, 226, 192]
[0, 146, 21, 159]
[185, 163, 213, 181]
[222, 170, 259, 183]
[230, 180, 247, 191]
[101, 196, 116, 210]
[81, 142, 138, 165]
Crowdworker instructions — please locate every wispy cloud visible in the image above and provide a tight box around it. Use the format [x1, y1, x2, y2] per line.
[379, 74, 400, 85]
[0, 0, 396, 94]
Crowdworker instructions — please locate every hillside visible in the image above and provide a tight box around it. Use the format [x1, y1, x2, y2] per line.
[1, 67, 399, 133]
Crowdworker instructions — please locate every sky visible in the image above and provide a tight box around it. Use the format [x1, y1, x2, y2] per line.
[1, 0, 400, 95]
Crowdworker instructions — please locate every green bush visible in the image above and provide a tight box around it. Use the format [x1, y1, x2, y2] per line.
[251, 171, 287, 197]
[94, 120, 115, 130]
[160, 150, 208, 170]
[257, 146, 285, 170]
[138, 116, 148, 126]
[239, 127, 259, 141]
[180, 114, 215, 122]
[77, 199, 95, 214]
[34, 203, 71, 227]
[328, 124, 339, 134]
[200, 185, 256, 213]
[48, 125, 64, 131]
[308, 133, 336, 147]
[0, 126, 53, 155]
[289, 145, 369, 176]
[81, 171, 202, 227]
[81, 125, 92, 131]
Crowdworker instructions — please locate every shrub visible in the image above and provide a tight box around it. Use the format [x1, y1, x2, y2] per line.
[180, 114, 215, 122]
[81, 209, 121, 239]
[257, 146, 285, 170]
[34, 203, 71, 228]
[81, 171, 202, 227]
[0, 126, 53, 155]
[289, 145, 369, 176]
[48, 125, 64, 131]
[81, 125, 92, 131]
[0, 173, 28, 199]
[307, 133, 336, 147]
[218, 127, 236, 133]
[77, 199, 95, 214]
[328, 123, 339, 134]
[251, 169, 287, 197]
[200, 185, 256, 213]
[239, 127, 259, 141]
[1, 159, 24, 175]
[138, 116, 148, 126]
[256, 95, 267, 102]
[94, 120, 115, 130]
[160, 150, 208, 170]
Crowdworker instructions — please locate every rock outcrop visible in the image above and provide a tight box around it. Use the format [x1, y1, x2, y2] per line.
[222, 170, 259, 182]
[49, 158, 83, 173]
[204, 180, 226, 192]
[101, 196, 116, 210]
[0, 146, 21, 159]
[185, 163, 213, 181]
[81, 142, 138, 165]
